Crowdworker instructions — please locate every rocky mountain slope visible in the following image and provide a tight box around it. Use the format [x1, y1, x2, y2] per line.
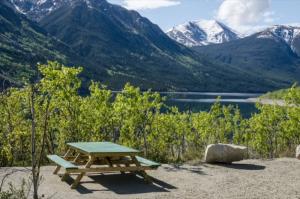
[35, 0, 269, 91]
[3, 0, 299, 92]
[256, 25, 300, 56]
[0, 1, 88, 87]
[193, 25, 300, 88]
[10, 0, 68, 21]
[166, 19, 240, 47]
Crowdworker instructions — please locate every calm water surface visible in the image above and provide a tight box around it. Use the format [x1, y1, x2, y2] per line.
[162, 92, 262, 118]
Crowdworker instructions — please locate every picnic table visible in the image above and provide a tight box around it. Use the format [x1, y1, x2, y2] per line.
[47, 142, 160, 189]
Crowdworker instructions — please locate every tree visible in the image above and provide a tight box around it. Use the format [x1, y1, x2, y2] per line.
[249, 104, 287, 158]
[113, 84, 163, 156]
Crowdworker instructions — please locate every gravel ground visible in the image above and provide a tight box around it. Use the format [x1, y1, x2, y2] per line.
[1, 158, 300, 199]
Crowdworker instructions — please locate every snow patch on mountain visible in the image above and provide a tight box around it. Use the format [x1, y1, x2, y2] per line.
[10, 0, 107, 21]
[166, 19, 241, 47]
[256, 25, 300, 56]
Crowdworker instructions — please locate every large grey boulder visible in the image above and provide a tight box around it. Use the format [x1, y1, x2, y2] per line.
[296, 145, 300, 160]
[204, 144, 247, 164]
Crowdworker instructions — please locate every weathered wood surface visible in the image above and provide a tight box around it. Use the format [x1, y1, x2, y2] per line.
[47, 155, 78, 169]
[49, 142, 160, 188]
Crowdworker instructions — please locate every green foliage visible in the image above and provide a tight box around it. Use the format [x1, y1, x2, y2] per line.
[247, 85, 300, 158]
[0, 61, 300, 166]
[248, 104, 287, 158]
[0, 3, 85, 88]
[262, 85, 300, 100]
[113, 84, 163, 156]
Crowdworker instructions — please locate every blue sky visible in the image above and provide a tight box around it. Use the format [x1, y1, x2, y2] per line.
[108, 0, 300, 34]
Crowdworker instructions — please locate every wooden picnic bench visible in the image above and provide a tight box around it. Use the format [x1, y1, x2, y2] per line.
[47, 142, 160, 189]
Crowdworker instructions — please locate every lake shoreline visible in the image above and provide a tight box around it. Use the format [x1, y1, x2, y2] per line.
[247, 98, 286, 106]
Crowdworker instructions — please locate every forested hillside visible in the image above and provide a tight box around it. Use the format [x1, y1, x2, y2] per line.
[193, 26, 300, 89]
[1, 0, 296, 92]
[0, 2, 84, 88]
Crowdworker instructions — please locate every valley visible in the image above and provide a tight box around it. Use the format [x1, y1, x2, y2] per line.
[1, 0, 299, 92]
[1, 1, 300, 199]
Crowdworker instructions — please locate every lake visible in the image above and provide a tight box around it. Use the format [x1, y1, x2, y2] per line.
[161, 92, 262, 118]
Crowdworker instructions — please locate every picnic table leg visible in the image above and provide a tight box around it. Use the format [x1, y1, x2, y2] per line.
[106, 157, 125, 175]
[105, 157, 113, 167]
[62, 152, 83, 182]
[53, 149, 72, 175]
[71, 155, 94, 189]
[119, 164, 126, 175]
[73, 153, 81, 163]
[53, 166, 61, 175]
[61, 172, 70, 181]
[124, 162, 134, 175]
[130, 156, 152, 183]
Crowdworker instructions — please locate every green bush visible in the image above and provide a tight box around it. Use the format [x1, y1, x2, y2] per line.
[0, 61, 299, 165]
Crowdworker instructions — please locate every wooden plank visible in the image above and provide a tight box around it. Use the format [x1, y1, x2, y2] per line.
[71, 155, 95, 189]
[47, 155, 78, 169]
[61, 173, 70, 181]
[108, 157, 125, 174]
[73, 153, 81, 163]
[131, 155, 152, 183]
[53, 166, 61, 175]
[92, 157, 135, 166]
[105, 157, 124, 174]
[67, 142, 140, 155]
[64, 155, 88, 161]
[91, 152, 139, 156]
[53, 149, 72, 174]
[136, 156, 161, 168]
[63, 149, 72, 158]
[67, 146, 90, 155]
[105, 157, 114, 167]
[67, 166, 156, 173]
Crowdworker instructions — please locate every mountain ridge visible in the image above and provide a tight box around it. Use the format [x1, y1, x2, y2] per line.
[2, 0, 299, 92]
[255, 25, 300, 56]
[42, 0, 294, 92]
[193, 25, 300, 89]
[0, 1, 87, 87]
[166, 19, 241, 47]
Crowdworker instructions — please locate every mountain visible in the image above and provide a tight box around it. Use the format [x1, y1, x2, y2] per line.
[35, 0, 275, 92]
[4, 0, 295, 92]
[10, 0, 67, 21]
[166, 19, 241, 47]
[0, 1, 88, 87]
[256, 25, 300, 56]
[193, 25, 300, 88]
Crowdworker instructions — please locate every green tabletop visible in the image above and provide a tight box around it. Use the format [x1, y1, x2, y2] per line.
[67, 142, 140, 155]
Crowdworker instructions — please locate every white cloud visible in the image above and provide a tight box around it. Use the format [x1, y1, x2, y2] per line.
[122, 0, 181, 10]
[237, 25, 268, 36]
[216, 0, 273, 33]
[263, 11, 275, 23]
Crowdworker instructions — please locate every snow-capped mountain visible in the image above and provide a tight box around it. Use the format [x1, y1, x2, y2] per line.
[166, 19, 241, 47]
[256, 25, 300, 56]
[10, 0, 63, 20]
[5, 0, 267, 92]
[10, 0, 108, 21]
[3, 0, 300, 92]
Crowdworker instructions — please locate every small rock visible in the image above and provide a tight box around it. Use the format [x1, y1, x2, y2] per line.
[296, 145, 300, 160]
[204, 143, 247, 164]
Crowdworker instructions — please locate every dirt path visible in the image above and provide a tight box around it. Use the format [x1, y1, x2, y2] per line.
[1, 158, 299, 199]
